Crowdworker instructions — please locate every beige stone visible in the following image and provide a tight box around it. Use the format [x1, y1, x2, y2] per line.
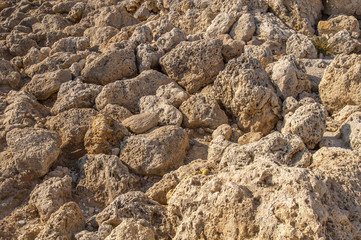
[122, 112, 159, 134]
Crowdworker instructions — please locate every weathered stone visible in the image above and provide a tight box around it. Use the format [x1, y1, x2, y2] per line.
[212, 124, 232, 140]
[84, 114, 128, 154]
[6, 128, 61, 177]
[156, 82, 189, 108]
[136, 43, 164, 72]
[96, 70, 173, 113]
[340, 112, 361, 153]
[122, 112, 159, 134]
[156, 27, 186, 52]
[23, 47, 49, 69]
[319, 54, 361, 113]
[160, 39, 224, 93]
[100, 104, 133, 123]
[324, 0, 361, 17]
[94, 6, 139, 29]
[205, 13, 236, 38]
[243, 45, 273, 66]
[24, 69, 72, 100]
[0, 59, 21, 89]
[6, 31, 38, 56]
[51, 80, 102, 115]
[238, 132, 263, 145]
[318, 15, 360, 38]
[82, 48, 137, 85]
[104, 219, 156, 240]
[139, 95, 183, 126]
[286, 33, 317, 59]
[328, 30, 360, 55]
[50, 37, 90, 55]
[229, 13, 256, 42]
[84, 26, 118, 49]
[219, 34, 245, 61]
[119, 126, 189, 176]
[214, 55, 281, 135]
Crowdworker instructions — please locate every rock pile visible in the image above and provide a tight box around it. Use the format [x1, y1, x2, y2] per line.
[0, 0, 360, 239]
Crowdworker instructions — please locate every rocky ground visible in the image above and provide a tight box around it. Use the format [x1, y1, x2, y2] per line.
[0, 0, 361, 239]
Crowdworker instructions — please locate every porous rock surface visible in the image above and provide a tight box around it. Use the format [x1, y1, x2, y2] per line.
[1, 1, 361, 239]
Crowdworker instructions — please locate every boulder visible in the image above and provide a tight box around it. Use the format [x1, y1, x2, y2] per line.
[84, 26, 118, 49]
[100, 104, 133, 123]
[50, 37, 90, 55]
[122, 112, 159, 134]
[6, 30, 38, 56]
[324, 0, 361, 17]
[94, 6, 139, 29]
[205, 12, 236, 38]
[328, 30, 359, 55]
[340, 112, 361, 153]
[318, 15, 360, 38]
[136, 43, 164, 72]
[156, 82, 189, 108]
[243, 45, 273, 66]
[286, 33, 317, 59]
[0, 59, 21, 89]
[119, 126, 189, 176]
[229, 13, 256, 42]
[155, 27, 186, 52]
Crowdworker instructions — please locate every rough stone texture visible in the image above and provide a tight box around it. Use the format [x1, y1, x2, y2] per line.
[23, 47, 49, 69]
[0, 59, 21, 89]
[319, 54, 361, 113]
[104, 218, 156, 240]
[122, 112, 159, 134]
[29, 174, 72, 222]
[156, 82, 189, 108]
[219, 34, 245, 61]
[282, 100, 327, 149]
[139, 95, 183, 126]
[119, 126, 189, 176]
[324, 0, 361, 17]
[214, 55, 281, 135]
[94, 6, 139, 29]
[160, 39, 224, 93]
[84, 114, 128, 154]
[50, 37, 90, 55]
[238, 132, 263, 145]
[179, 93, 228, 129]
[6, 128, 61, 177]
[6, 30, 38, 56]
[229, 13, 256, 42]
[266, 55, 311, 100]
[36, 202, 85, 240]
[77, 154, 139, 206]
[212, 124, 232, 140]
[100, 104, 133, 123]
[286, 33, 318, 59]
[318, 15, 360, 38]
[46, 108, 97, 158]
[51, 80, 102, 115]
[340, 112, 361, 153]
[96, 70, 173, 113]
[205, 12, 236, 38]
[328, 30, 360, 55]
[156, 27, 186, 52]
[82, 48, 137, 85]
[84, 26, 118, 49]
[136, 43, 164, 72]
[24, 69, 72, 100]
[243, 45, 273, 66]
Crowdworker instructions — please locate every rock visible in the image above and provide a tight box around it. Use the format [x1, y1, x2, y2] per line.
[34, 14, 70, 32]
[267, 0, 323, 35]
[155, 27, 186, 52]
[324, 0, 361, 17]
[243, 45, 273, 66]
[167, 160, 325, 239]
[104, 219, 156, 240]
[51, 80, 102, 115]
[23, 47, 49, 69]
[6, 128, 61, 177]
[6, 31, 38, 56]
[29, 174, 72, 222]
[0, 59, 21, 89]
[282, 100, 327, 149]
[179, 93, 228, 129]
[266, 55, 311, 100]
[77, 154, 139, 206]
[229, 13, 256, 42]
[122, 112, 159, 134]
[52, 1, 76, 14]
[94, 6, 139, 29]
[328, 30, 360, 55]
[100, 104, 133, 123]
[331, 105, 361, 131]
[318, 15, 360, 38]
[46, 108, 97, 159]
[340, 112, 361, 153]
[82, 48, 137, 85]
[95, 70, 173, 113]
[1, 91, 50, 132]
[299, 58, 332, 92]
[23, 69, 72, 100]
[219, 34, 245, 61]
[212, 124, 232, 140]
[238, 132, 263, 145]
[84, 114, 128, 154]
[319, 54, 361, 113]
[205, 13, 236, 38]
[36, 202, 85, 240]
[95, 191, 171, 239]
[286, 33, 317, 59]
[84, 26, 118, 49]
[139, 95, 183, 126]
[136, 43, 164, 72]
[50, 37, 90, 55]
[156, 82, 189, 108]
[119, 125, 189, 176]
[214, 55, 281, 135]
[160, 39, 224, 93]
[68, 2, 86, 22]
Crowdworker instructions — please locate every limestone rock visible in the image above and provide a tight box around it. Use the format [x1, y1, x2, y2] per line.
[122, 112, 159, 134]
[205, 13, 236, 38]
[95, 70, 173, 113]
[156, 82, 189, 108]
[23, 47, 49, 69]
[82, 48, 137, 85]
[136, 43, 164, 72]
[139, 95, 183, 126]
[51, 80, 102, 115]
[84, 26, 118, 49]
[328, 30, 360, 55]
[77, 154, 139, 206]
[6, 30, 38, 56]
[50, 37, 90, 55]
[212, 124, 232, 140]
[0, 59, 21, 89]
[119, 125, 189, 176]
[318, 15, 360, 38]
[160, 39, 224, 93]
[340, 112, 361, 153]
[156, 27, 186, 52]
[104, 219, 156, 240]
[243, 45, 273, 66]
[29, 175, 72, 222]
[100, 104, 133, 123]
[286, 33, 317, 59]
[68, 2, 86, 22]
[219, 34, 245, 61]
[282, 100, 327, 149]
[266, 55, 311, 100]
[229, 13, 256, 42]
[238, 132, 263, 145]
[324, 0, 361, 17]
[34, 14, 70, 32]
[267, 0, 323, 35]
[6, 128, 61, 177]
[84, 114, 128, 154]
[24, 69, 72, 100]
[319, 54, 361, 113]
[94, 6, 139, 29]
[214, 55, 281, 135]
[36, 202, 85, 240]
[179, 93, 228, 129]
